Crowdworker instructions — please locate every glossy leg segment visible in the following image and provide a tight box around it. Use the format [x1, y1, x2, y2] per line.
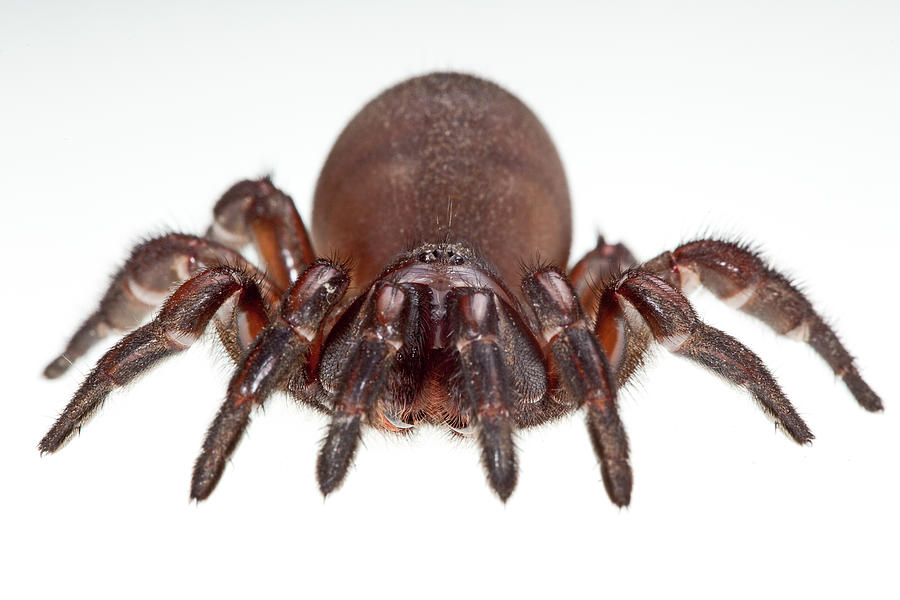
[43, 234, 273, 379]
[568, 235, 637, 319]
[314, 280, 428, 495]
[597, 270, 813, 444]
[39, 267, 271, 454]
[447, 288, 523, 501]
[642, 240, 882, 411]
[206, 177, 315, 290]
[191, 260, 350, 500]
[522, 268, 631, 506]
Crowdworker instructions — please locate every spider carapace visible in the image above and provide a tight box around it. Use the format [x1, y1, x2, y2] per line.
[41, 73, 882, 505]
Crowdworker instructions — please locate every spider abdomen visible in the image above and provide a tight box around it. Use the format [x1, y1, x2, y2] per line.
[311, 72, 572, 290]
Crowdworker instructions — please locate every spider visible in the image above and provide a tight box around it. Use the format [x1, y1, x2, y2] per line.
[40, 72, 882, 505]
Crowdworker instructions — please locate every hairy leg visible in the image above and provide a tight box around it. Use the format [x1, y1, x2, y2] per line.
[44, 234, 276, 378]
[642, 239, 881, 411]
[596, 270, 813, 443]
[568, 236, 652, 388]
[522, 267, 631, 506]
[39, 266, 272, 453]
[446, 288, 522, 501]
[191, 260, 350, 500]
[309, 279, 432, 496]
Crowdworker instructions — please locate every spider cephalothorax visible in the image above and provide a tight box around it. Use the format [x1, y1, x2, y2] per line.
[40, 73, 882, 505]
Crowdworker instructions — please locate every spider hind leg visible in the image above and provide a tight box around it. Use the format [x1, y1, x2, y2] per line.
[644, 239, 882, 411]
[43, 234, 264, 379]
[39, 266, 271, 454]
[597, 269, 813, 444]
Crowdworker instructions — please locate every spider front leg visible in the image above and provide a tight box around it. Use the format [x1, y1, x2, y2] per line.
[642, 239, 882, 411]
[39, 266, 272, 453]
[191, 260, 350, 500]
[313, 280, 429, 496]
[596, 270, 813, 443]
[522, 267, 632, 506]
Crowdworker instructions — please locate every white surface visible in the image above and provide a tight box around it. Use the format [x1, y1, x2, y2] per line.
[3, 1, 898, 599]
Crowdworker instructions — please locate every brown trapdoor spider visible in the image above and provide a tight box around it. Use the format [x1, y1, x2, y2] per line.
[40, 73, 882, 505]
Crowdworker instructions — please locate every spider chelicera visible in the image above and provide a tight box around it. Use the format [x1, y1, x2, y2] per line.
[40, 72, 882, 505]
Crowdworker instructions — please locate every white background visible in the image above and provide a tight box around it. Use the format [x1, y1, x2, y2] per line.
[3, 1, 898, 598]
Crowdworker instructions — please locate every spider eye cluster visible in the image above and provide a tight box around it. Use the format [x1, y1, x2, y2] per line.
[417, 246, 466, 265]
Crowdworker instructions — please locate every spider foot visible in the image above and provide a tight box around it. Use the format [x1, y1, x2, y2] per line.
[479, 415, 518, 502]
[43, 355, 75, 379]
[190, 401, 253, 501]
[316, 414, 362, 497]
[39, 370, 116, 454]
[586, 403, 632, 507]
[843, 368, 883, 412]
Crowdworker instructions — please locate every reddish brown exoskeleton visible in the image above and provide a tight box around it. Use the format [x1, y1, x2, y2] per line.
[40, 73, 882, 505]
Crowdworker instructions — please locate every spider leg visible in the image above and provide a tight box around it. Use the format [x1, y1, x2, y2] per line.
[568, 237, 652, 388]
[568, 235, 638, 316]
[39, 266, 271, 453]
[313, 281, 428, 496]
[641, 239, 882, 411]
[522, 267, 631, 506]
[190, 260, 350, 500]
[206, 177, 315, 290]
[43, 234, 276, 378]
[597, 270, 813, 444]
